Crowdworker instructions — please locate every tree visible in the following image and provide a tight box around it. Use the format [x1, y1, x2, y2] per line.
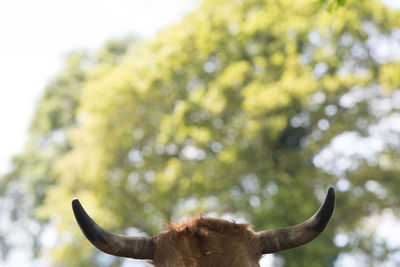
[0, 39, 135, 263]
[1, 0, 400, 266]
[320, 0, 349, 8]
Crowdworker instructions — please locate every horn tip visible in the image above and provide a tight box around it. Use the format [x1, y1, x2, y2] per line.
[309, 186, 335, 233]
[326, 187, 336, 207]
[328, 186, 335, 195]
[71, 199, 104, 244]
[72, 198, 83, 211]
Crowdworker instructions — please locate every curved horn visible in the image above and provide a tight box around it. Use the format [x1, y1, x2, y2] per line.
[72, 199, 154, 259]
[256, 187, 335, 254]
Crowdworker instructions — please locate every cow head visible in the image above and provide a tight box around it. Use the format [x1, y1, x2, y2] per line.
[72, 187, 335, 266]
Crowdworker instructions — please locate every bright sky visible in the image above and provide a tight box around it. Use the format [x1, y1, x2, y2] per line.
[0, 0, 198, 175]
[0, 0, 399, 266]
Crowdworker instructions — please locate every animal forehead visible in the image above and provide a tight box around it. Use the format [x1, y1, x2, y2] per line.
[153, 217, 262, 266]
[163, 217, 260, 255]
[165, 217, 253, 234]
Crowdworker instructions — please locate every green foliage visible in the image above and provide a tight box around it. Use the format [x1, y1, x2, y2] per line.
[1, 0, 400, 266]
[318, 0, 363, 9]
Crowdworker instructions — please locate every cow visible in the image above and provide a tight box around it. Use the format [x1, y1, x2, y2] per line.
[72, 187, 335, 266]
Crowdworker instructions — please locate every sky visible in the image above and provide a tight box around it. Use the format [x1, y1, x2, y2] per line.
[0, 0, 200, 266]
[0, 0, 400, 266]
[0, 0, 198, 175]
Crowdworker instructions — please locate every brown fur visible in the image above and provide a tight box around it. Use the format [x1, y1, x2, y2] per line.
[152, 217, 262, 267]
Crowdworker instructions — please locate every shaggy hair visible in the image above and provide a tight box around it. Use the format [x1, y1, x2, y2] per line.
[154, 217, 262, 267]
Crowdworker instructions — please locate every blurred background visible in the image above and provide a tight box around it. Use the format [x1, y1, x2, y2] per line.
[0, 0, 400, 266]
